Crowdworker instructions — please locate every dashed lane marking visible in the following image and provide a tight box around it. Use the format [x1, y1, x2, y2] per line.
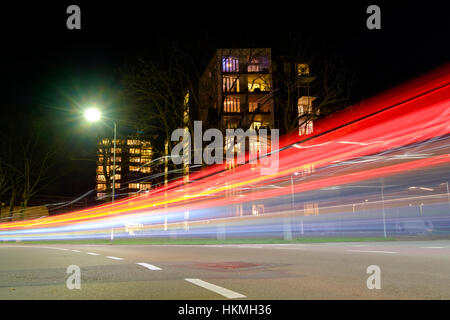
[107, 256, 124, 260]
[136, 262, 162, 270]
[185, 278, 246, 299]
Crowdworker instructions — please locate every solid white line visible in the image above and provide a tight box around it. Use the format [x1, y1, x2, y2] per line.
[107, 256, 124, 260]
[87, 252, 100, 256]
[348, 250, 398, 254]
[71, 250, 81, 253]
[185, 278, 246, 299]
[420, 246, 445, 249]
[136, 262, 161, 270]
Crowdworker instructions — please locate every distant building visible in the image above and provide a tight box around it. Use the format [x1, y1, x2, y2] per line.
[95, 137, 153, 200]
[199, 48, 275, 132]
[199, 48, 317, 137]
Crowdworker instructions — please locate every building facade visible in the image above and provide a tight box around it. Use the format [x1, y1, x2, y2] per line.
[96, 137, 153, 200]
[199, 48, 275, 132]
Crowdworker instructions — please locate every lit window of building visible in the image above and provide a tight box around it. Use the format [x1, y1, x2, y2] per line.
[97, 184, 106, 191]
[247, 56, 269, 72]
[140, 183, 152, 191]
[223, 76, 239, 92]
[130, 157, 141, 163]
[129, 183, 140, 189]
[250, 121, 262, 130]
[129, 166, 140, 172]
[298, 96, 316, 136]
[224, 97, 240, 112]
[247, 75, 270, 92]
[130, 148, 140, 155]
[142, 148, 152, 156]
[127, 139, 140, 146]
[296, 63, 310, 76]
[224, 118, 240, 129]
[222, 56, 239, 72]
[141, 166, 151, 173]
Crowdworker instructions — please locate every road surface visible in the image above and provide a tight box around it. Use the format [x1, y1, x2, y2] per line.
[1, 240, 450, 299]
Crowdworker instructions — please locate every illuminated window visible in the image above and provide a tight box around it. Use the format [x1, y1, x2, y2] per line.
[296, 63, 310, 76]
[110, 156, 121, 162]
[130, 148, 140, 155]
[222, 56, 239, 72]
[127, 139, 140, 146]
[142, 149, 152, 156]
[250, 121, 262, 130]
[223, 76, 239, 92]
[97, 184, 106, 191]
[140, 183, 151, 190]
[247, 56, 269, 72]
[97, 193, 106, 199]
[114, 183, 121, 189]
[141, 166, 151, 173]
[111, 148, 121, 153]
[129, 166, 140, 172]
[130, 157, 141, 163]
[97, 175, 106, 182]
[225, 118, 240, 129]
[224, 97, 240, 112]
[248, 75, 270, 92]
[129, 183, 140, 189]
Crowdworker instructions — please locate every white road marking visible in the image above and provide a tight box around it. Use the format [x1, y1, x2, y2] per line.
[348, 250, 398, 254]
[107, 256, 124, 260]
[185, 278, 246, 299]
[87, 252, 100, 256]
[71, 250, 81, 253]
[136, 262, 162, 270]
[420, 246, 445, 249]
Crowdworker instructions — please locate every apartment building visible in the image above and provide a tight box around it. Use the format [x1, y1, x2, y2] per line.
[96, 137, 153, 200]
[199, 48, 275, 132]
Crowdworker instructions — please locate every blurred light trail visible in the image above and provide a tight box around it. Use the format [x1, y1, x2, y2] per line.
[0, 65, 449, 240]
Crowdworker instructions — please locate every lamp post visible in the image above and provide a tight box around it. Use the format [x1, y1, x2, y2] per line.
[289, 172, 303, 236]
[84, 108, 116, 243]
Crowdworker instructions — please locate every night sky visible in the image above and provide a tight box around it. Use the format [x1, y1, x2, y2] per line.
[0, 1, 448, 199]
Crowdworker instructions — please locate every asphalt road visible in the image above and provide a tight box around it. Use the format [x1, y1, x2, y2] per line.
[1, 240, 450, 299]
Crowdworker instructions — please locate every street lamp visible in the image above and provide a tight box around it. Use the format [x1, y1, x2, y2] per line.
[84, 108, 117, 242]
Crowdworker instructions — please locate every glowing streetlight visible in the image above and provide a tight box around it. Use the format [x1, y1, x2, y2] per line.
[84, 108, 102, 122]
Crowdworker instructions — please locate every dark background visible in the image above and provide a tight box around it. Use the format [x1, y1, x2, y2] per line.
[0, 1, 448, 198]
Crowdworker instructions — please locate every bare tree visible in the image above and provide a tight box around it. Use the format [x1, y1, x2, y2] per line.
[0, 121, 58, 221]
[273, 53, 353, 134]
